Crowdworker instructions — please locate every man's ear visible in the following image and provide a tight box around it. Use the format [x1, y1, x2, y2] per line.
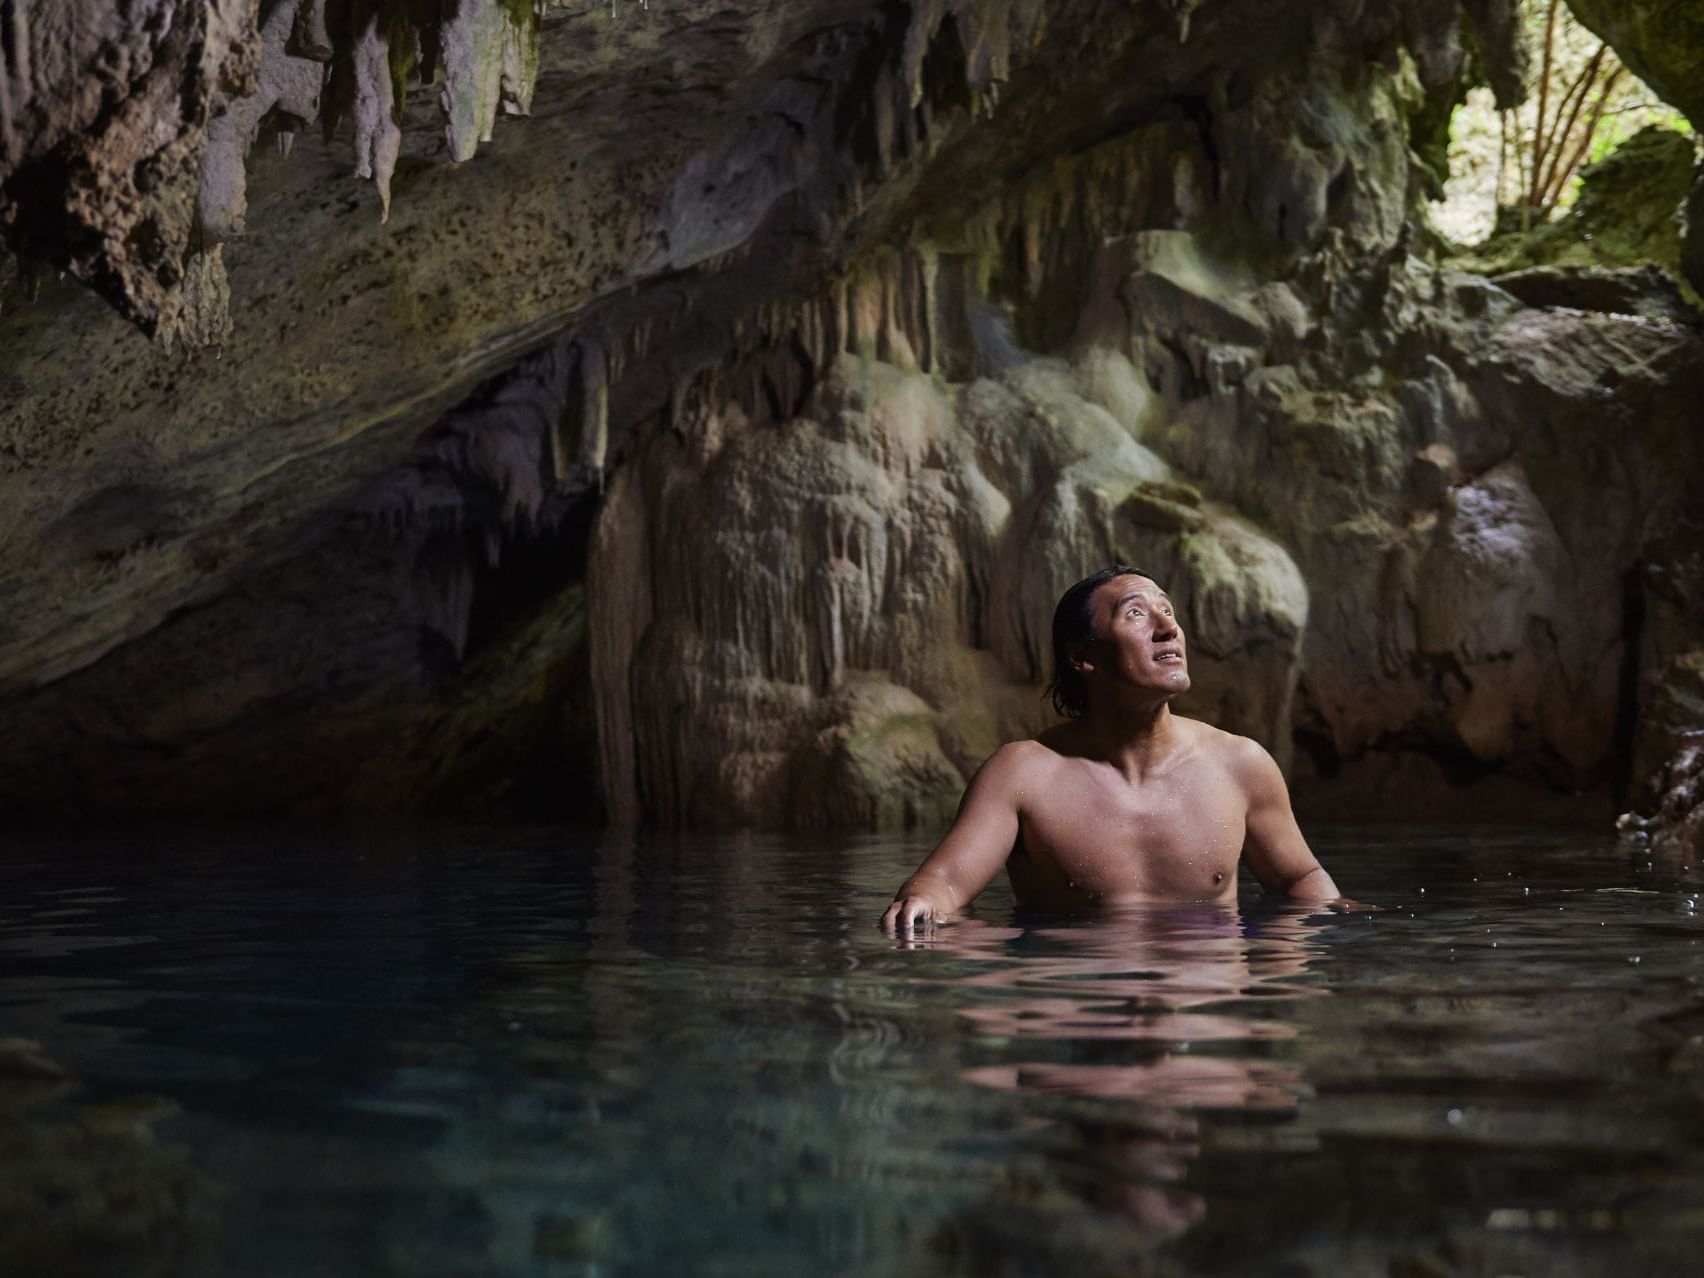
[1068, 639, 1094, 675]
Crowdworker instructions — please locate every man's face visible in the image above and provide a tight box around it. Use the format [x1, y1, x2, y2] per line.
[1080, 575, 1189, 697]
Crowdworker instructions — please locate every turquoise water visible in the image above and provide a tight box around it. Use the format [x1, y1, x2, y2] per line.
[2, 828, 1702, 1276]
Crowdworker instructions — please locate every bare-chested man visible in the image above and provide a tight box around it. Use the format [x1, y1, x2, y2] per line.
[882, 565, 1344, 934]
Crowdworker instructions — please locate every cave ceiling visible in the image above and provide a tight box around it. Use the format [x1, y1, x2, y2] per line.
[0, 0, 1502, 698]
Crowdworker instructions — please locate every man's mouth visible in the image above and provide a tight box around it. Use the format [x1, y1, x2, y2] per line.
[1154, 649, 1183, 664]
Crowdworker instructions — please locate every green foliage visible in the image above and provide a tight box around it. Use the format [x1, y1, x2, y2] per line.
[1455, 123, 1697, 301]
[1436, 0, 1697, 245]
[1587, 105, 1692, 164]
[1500, 0, 1692, 223]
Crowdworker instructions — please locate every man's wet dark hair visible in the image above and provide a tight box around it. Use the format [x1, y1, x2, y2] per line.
[1046, 565, 1159, 718]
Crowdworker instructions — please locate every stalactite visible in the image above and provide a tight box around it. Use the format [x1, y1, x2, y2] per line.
[0, 0, 30, 171]
[350, 12, 403, 219]
[574, 338, 611, 477]
[200, 0, 328, 246]
[441, 0, 541, 161]
[900, 0, 947, 111]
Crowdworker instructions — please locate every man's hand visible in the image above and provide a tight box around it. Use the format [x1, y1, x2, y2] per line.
[881, 891, 952, 937]
[1324, 897, 1380, 913]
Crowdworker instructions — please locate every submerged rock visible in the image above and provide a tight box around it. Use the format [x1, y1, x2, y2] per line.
[0, 1066, 210, 1278]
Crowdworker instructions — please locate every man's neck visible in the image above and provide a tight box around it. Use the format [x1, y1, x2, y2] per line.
[1076, 699, 1184, 782]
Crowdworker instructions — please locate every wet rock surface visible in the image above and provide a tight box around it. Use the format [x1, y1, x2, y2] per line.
[1618, 534, 1704, 859]
[0, 0, 1701, 828]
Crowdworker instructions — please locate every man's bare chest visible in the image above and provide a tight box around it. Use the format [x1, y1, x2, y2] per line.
[1014, 765, 1248, 900]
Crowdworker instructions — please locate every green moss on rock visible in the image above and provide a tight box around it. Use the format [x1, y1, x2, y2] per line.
[1456, 125, 1698, 298]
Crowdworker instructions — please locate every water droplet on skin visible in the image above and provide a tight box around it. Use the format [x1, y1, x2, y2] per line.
[1446, 1109, 1464, 1126]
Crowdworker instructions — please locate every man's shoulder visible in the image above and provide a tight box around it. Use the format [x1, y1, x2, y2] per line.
[974, 733, 1075, 786]
[1175, 717, 1276, 772]
[964, 737, 1064, 809]
[986, 734, 1068, 772]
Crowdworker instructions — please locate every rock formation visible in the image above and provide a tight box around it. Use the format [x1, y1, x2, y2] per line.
[0, 0, 1700, 837]
[0, 1, 554, 342]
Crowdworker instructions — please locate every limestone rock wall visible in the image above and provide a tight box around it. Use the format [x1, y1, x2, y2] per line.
[584, 123, 1703, 826]
[0, 0, 560, 342]
[1564, 0, 1704, 857]
[592, 337, 1308, 829]
[2, 0, 1702, 832]
[0, 0, 255, 336]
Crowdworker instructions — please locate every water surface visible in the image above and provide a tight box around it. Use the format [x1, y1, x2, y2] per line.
[1, 827, 1702, 1276]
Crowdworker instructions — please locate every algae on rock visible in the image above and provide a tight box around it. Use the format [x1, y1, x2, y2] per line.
[1456, 124, 1700, 303]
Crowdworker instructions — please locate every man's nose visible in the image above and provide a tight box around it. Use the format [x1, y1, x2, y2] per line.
[1154, 614, 1178, 639]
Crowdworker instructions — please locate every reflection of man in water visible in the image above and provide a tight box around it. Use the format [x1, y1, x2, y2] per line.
[921, 907, 1325, 1248]
[883, 566, 1345, 934]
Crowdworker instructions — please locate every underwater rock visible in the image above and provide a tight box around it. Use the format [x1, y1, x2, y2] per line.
[0, 1067, 210, 1278]
[0, 1038, 67, 1081]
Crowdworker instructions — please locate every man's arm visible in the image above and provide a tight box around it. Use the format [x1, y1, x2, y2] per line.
[1233, 738, 1342, 902]
[880, 742, 1031, 935]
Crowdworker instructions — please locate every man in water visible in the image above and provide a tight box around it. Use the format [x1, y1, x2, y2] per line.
[882, 565, 1345, 934]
